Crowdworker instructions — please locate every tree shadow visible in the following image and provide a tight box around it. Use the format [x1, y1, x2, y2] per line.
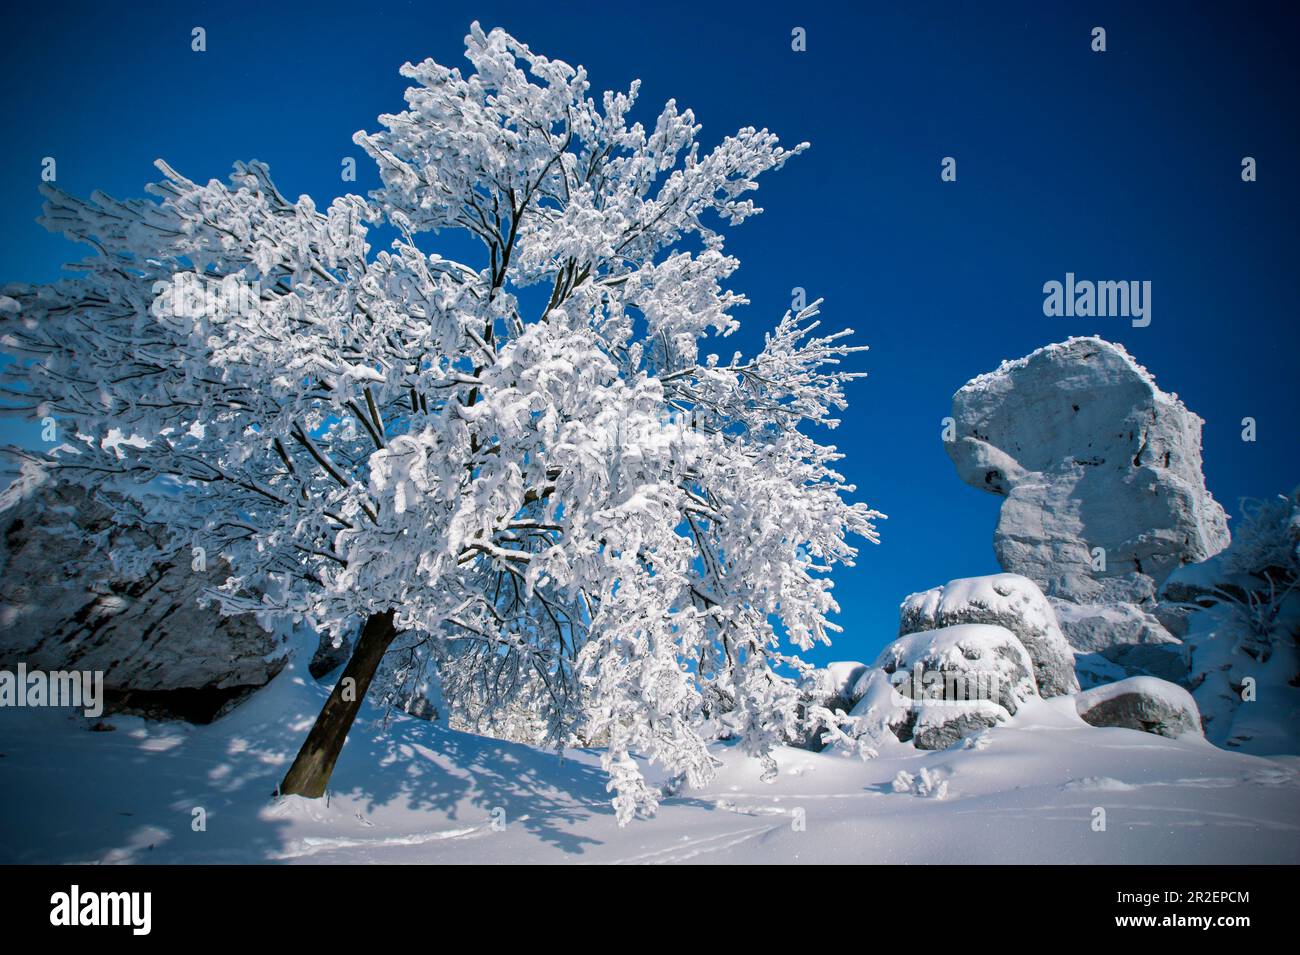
[320, 711, 611, 855]
[0, 669, 613, 862]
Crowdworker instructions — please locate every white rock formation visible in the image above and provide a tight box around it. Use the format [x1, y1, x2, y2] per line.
[1052, 600, 1188, 682]
[798, 660, 869, 715]
[899, 573, 1079, 697]
[945, 337, 1229, 679]
[947, 336, 1228, 598]
[907, 699, 1007, 751]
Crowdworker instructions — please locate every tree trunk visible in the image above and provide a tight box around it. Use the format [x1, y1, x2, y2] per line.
[280, 609, 397, 798]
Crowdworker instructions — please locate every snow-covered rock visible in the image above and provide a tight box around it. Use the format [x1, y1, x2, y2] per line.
[841, 666, 1008, 752]
[907, 700, 1006, 751]
[822, 661, 870, 701]
[308, 630, 353, 680]
[805, 661, 869, 714]
[836, 636, 1023, 754]
[1161, 554, 1242, 605]
[845, 624, 1030, 751]
[946, 337, 1228, 601]
[899, 573, 1079, 697]
[0, 467, 286, 721]
[1075, 676, 1202, 739]
[944, 337, 1229, 681]
[1051, 599, 1189, 683]
[874, 623, 1037, 716]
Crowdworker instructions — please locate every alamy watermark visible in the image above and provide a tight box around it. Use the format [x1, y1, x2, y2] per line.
[888, 663, 1000, 706]
[50, 885, 151, 935]
[151, 271, 262, 321]
[0, 663, 104, 717]
[1043, 272, 1151, 327]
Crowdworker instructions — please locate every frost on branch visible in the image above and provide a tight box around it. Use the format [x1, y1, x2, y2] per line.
[0, 23, 880, 823]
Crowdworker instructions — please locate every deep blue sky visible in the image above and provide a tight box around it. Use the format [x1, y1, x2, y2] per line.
[2, 1, 1296, 665]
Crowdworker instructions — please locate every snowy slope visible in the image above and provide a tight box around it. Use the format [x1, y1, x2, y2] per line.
[1, 650, 1297, 865]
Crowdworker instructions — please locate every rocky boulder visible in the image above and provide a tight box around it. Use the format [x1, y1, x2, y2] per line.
[1075, 676, 1203, 739]
[874, 623, 1037, 716]
[844, 663, 1009, 752]
[908, 700, 1005, 750]
[844, 667, 913, 745]
[1051, 600, 1189, 683]
[899, 573, 1079, 697]
[807, 661, 869, 713]
[0, 466, 287, 721]
[845, 624, 1034, 749]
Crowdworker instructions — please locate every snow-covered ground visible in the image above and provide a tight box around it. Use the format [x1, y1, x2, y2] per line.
[2, 652, 1297, 865]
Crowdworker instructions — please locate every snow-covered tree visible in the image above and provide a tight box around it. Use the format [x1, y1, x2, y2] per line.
[0, 23, 880, 821]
